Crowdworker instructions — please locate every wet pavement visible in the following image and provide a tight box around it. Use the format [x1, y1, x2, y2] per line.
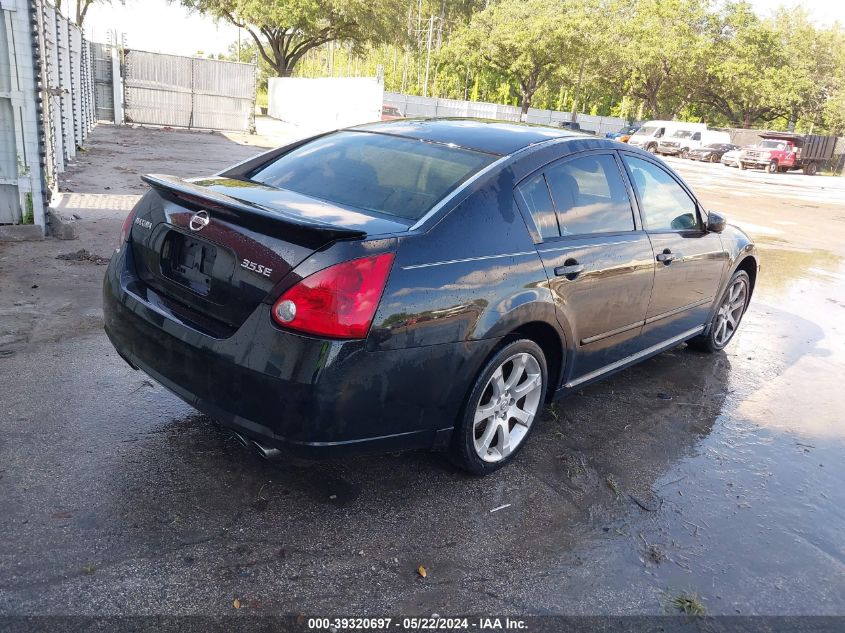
[1, 125, 844, 616]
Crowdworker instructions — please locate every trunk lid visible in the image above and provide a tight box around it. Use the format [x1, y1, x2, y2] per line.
[128, 175, 409, 335]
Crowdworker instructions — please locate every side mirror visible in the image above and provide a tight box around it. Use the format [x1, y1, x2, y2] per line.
[706, 210, 726, 233]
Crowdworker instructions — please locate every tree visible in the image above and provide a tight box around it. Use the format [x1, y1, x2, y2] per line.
[614, 0, 710, 120]
[445, 0, 595, 115]
[771, 7, 845, 132]
[180, 0, 404, 77]
[696, 2, 797, 127]
[58, 0, 111, 27]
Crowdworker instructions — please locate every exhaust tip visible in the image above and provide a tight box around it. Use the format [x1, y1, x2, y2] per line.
[251, 440, 281, 460]
[230, 430, 281, 460]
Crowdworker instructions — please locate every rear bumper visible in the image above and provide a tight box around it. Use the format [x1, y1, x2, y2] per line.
[103, 247, 495, 457]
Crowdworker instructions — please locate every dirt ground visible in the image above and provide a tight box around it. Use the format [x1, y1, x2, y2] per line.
[1, 124, 844, 617]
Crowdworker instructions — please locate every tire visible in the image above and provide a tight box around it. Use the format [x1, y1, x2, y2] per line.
[688, 270, 750, 353]
[647, 143, 657, 154]
[739, 161, 746, 170]
[450, 339, 548, 475]
[710, 154, 718, 163]
[803, 162, 818, 175]
[767, 160, 779, 174]
[680, 148, 689, 159]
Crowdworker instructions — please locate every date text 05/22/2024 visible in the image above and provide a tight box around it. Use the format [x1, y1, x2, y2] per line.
[306, 617, 528, 630]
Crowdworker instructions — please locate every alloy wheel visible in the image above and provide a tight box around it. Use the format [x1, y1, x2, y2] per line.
[473, 353, 543, 463]
[713, 278, 747, 347]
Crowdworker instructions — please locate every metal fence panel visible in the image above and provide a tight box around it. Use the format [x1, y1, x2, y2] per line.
[384, 91, 632, 134]
[92, 42, 114, 121]
[2, 0, 95, 229]
[124, 50, 256, 131]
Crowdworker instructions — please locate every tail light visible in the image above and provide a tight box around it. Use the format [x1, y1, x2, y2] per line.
[271, 253, 394, 339]
[117, 208, 137, 251]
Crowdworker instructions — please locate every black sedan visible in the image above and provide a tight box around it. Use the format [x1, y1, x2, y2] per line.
[688, 143, 739, 162]
[104, 119, 758, 474]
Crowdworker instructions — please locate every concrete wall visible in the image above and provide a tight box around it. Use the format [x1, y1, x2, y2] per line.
[269, 77, 383, 133]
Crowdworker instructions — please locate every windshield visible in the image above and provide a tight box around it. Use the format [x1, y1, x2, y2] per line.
[633, 126, 657, 136]
[759, 140, 787, 149]
[250, 131, 495, 221]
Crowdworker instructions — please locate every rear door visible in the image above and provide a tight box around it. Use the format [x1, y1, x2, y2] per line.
[516, 151, 656, 382]
[620, 154, 728, 346]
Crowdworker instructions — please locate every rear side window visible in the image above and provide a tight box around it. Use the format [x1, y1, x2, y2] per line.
[545, 154, 635, 236]
[249, 131, 495, 221]
[623, 155, 699, 231]
[516, 173, 558, 239]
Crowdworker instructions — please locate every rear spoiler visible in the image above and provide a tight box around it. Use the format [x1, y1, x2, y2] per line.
[141, 174, 367, 243]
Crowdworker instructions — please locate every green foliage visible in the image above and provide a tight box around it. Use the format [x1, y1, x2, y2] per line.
[443, 0, 598, 113]
[181, 0, 405, 76]
[214, 0, 845, 132]
[23, 193, 34, 225]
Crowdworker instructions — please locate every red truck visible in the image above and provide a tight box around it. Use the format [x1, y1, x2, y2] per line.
[738, 132, 837, 175]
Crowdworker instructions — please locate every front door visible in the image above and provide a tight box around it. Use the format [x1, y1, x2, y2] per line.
[515, 151, 655, 383]
[620, 154, 728, 346]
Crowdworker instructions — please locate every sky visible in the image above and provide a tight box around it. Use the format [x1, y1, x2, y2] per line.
[82, 0, 845, 58]
[749, 0, 845, 25]
[85, 1, 241, 57]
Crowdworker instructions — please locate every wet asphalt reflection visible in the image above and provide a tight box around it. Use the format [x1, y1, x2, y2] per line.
[2, 236, 843, 615]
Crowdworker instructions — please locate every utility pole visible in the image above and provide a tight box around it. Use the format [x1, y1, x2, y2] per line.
[423, 15, 433, 97]
[571, 59, 585, 123]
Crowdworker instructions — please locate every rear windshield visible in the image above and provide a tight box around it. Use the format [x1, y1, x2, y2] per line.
[249, 131, 495, 221]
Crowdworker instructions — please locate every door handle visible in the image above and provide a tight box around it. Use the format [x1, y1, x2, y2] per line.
[656, 250, 682, 264]
[554, 260, 585, 279]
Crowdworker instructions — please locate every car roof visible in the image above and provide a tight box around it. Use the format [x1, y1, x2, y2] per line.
[352, 118, 582, 156]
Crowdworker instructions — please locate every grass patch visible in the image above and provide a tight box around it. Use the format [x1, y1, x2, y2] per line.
[669, 591, 706, 616]
[22, 193, 34, 225]
[605, 474, 622, 499]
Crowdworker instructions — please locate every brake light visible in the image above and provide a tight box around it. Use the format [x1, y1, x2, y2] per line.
[272, 253, 395, 339]
[117, 208, 137, 251]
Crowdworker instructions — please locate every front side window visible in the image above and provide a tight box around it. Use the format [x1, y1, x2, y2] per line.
[250, 131, 495, 221]
[623, 156, 699, 232]
[544, 154, 635, 236]
[633, 126, 658, 137]
[516, 173, 558, 239]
